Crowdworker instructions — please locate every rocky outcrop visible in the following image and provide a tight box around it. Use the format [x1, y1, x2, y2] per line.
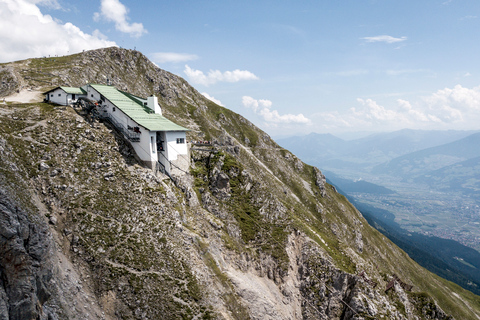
[314, 167, 327, 197]
[0, 66, 22, 97]
[0, 188, 54, 320]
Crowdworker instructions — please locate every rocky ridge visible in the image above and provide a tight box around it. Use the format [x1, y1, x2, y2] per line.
[0, 47, 479, 319]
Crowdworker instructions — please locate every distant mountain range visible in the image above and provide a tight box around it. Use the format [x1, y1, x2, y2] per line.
[373, 132, 480, 179]
[415, 156, 480, 195]
[278, 129, 480, 193]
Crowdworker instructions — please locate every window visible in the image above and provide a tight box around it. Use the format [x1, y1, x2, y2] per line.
[151, 136, 155, 153]
[176, 138, 185, 144]
[50, 94, 53, 97]
[91, 94, 94, 98]
[113, 107, 116, 112]
[58, 94, 61, 96]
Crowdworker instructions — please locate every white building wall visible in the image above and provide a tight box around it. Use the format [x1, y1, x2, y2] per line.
[164, 131, 189, 175]
[86, 85, 101, 102]
[89, 86, 140, 131]
[148, 131, 159, 163]
[46, 88, 68, 105]
[67, 94, 82, 105]
[99, 99, 129, 129]
[130, 127, 158, 168]
[164, 131, 188, 161]
[105, 101, 156, 168]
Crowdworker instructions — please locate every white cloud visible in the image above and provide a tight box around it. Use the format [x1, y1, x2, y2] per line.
[0, 0, 116, 63]
[354, 98, 400, 121]
[423, 84, 480, 123]
[151, 52, 199, 64]
[242, 96, 272, 112]
[184, 65, 259, 86]
[312, 84, 480, 131]
[397, 99, 434, 122]
[242, 96, 310, 124]
[36, 0, 61, 9]
[94, 0, 147, 38]
[362, 35, 407, 43]
[201, 92, 224, 106]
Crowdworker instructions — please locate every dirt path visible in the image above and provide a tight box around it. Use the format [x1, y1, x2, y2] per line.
[4, 89, 43, 103]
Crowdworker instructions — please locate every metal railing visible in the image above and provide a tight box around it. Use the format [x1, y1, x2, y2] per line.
[102, 113, 140, 142]
[155, 160, 172, 180]
[156, 151, 191, 178]
[157, 152, 171, 176]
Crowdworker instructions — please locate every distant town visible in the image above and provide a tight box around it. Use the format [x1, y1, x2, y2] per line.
[352, 190, 480, 252]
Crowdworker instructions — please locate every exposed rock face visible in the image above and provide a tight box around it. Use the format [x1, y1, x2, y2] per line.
[314, 167, 327, 197]
[0, 48, 478, 319]
[0, 66, 21, 97]
[0, 183, 108, 320]
[0, 188, 53, 320]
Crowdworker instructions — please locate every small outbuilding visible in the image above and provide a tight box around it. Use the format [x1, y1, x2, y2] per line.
[44, 86, 86, 106]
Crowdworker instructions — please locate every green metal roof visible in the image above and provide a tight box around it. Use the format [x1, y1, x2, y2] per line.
[60, 86, 86, 95]
[89, 84, 188, 132]
[43, 86, 86, 95]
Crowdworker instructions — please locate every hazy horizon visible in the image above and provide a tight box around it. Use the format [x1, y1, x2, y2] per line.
[272, 128, 480, 141]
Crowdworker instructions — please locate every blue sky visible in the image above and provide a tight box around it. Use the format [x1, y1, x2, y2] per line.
[2, 0, 480, 137]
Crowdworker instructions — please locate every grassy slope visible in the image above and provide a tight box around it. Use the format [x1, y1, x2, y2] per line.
[175, 88, 480, 319]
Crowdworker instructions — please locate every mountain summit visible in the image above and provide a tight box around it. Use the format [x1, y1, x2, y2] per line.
[0, 47, 479, 319]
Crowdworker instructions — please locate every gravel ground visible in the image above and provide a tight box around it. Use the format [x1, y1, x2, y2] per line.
[4, 89, 43, 103]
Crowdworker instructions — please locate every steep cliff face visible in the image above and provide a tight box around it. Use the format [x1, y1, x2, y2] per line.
[0, 186, 52, 320]
[0, 47, 479, 319]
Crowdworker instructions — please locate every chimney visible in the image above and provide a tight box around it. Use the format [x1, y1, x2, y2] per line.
[147, 95, 162, 115]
